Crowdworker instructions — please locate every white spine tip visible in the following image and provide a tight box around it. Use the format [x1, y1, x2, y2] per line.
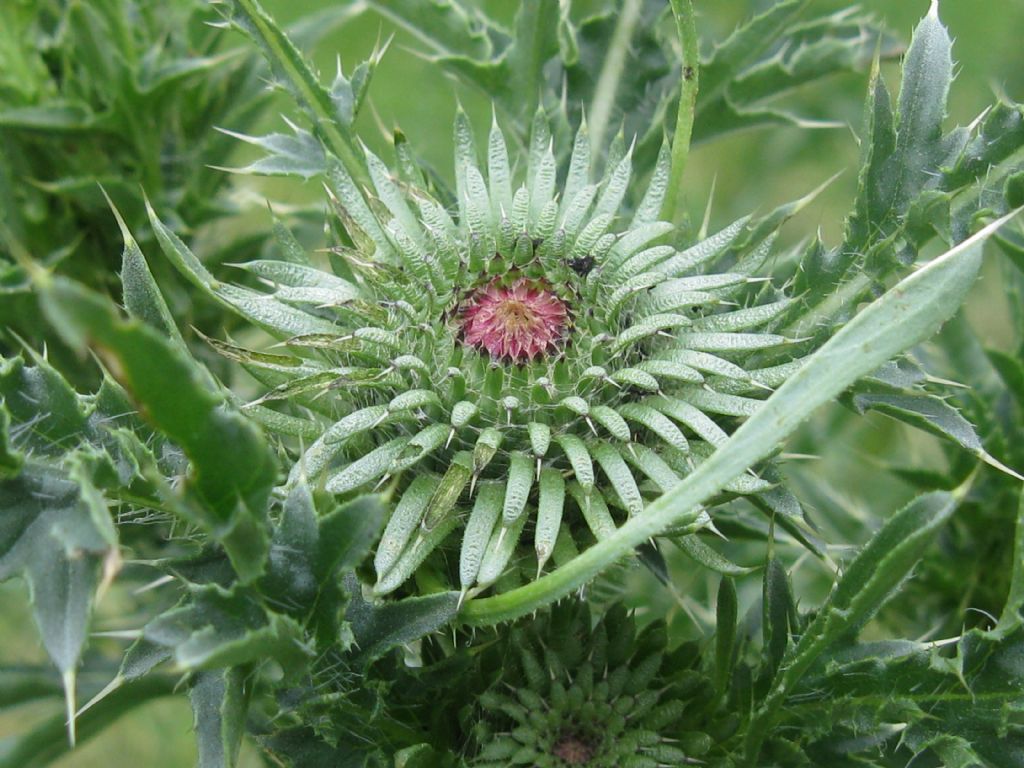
[63, 670, 77, 748]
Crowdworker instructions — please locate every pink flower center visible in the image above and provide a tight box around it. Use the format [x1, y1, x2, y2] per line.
[460, 277, 568, 362]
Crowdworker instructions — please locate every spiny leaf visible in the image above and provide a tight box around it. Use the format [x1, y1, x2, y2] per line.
[111, 196, 187, 357]
[218, 0, 367, 184]
[649, 395, 730, 447]
[621, 443, 679, 493]
[617, 403, 688, 452]
[567, 482, 616, 541]
[502, 452, 534, 527]
[215, 122, 326, 178]
[373, 515, 461, 596]
[325, 436, 409, 495]
[477, 510, 528, 588]
[230, 259, 358, 301]
[534, 468, 566, 573]
[346, 573, 458, 663]
[672, 331, 790, 353]
[390, 424, 449, 473]
[39, 278, 276, 582]
[287, 405, 390, 487]
[589, 405, 631, 442]
[147, 202, 339, 337]
[262, 482, 319, 608]
[375, 475, 438, 579]
[590, 441, 643, 516]
[144, 584, 311, 672]
[745, 491, 960, 757]
[890, 3, 954, 214]
[635, 359, 704, 385]
[421, 451, 472, 532]
[316, 494, 386, 581]
[852, 391, 1022, 480]
[0, 459, 116, 747]
[678, 387, 763, 418]
[528, 422, 551, 458]
[677, 536, 756, 577]
[0, 354, 88, 453]
[693, 6, 897, 145]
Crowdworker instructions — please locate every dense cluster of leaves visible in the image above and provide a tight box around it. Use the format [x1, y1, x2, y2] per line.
[0, 0, 350, 379]
[1, 1, 1023, 767]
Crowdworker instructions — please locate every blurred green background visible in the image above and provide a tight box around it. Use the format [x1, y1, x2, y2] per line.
[2, 0, 1022, 764]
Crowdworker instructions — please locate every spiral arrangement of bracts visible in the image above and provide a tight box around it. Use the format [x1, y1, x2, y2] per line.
[470, 601, 719, 766]
[163, 108, 801, 599]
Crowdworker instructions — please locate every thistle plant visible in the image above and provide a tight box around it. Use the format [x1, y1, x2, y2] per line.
[2, 1, 1024, 767]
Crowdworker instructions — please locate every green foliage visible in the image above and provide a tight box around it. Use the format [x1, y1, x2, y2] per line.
[0, 352, 120, 742]
[1, 1, 1024, 767]
[0, 0, 347, 381]
[39, 274, 276, 581]
[793, 6, 1024, 341]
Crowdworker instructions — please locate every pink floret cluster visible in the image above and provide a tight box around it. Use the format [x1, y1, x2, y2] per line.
[460, 277, 569, 362]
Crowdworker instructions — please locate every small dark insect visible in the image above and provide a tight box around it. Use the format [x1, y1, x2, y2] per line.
[683, 65, 695, 80]
[567, 255, 594, 276]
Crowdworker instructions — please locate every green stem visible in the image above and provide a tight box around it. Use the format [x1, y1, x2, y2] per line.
[230, 0, 370, 188]
[660, 0, 699, 225]
[588, 0, 644, 158]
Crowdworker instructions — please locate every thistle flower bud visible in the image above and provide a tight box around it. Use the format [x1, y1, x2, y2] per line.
[201, 110, 796, 598]
[470, 600, 718, 767]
